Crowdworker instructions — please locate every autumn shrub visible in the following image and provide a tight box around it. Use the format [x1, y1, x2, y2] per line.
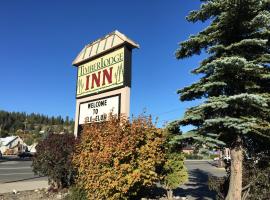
[245, 162, 270, 200]
[32, 133, 76, 189]
[72, 115, 166, 200]
[208, 176, 229, 200]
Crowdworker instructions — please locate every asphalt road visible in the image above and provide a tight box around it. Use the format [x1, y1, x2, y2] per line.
[0, 157, 46, 184]
[185, 160, 226, 177]
[176, 160, 226, 200]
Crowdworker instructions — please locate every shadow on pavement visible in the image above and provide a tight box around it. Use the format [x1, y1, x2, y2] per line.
[135, 186, 166, 199]
[0, 156, 32, 162]
[175, 169, 217, 200]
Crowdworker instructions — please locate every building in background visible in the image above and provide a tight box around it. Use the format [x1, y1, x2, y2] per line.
[0, 136, 27, 155]
[27, 143, 38, 153]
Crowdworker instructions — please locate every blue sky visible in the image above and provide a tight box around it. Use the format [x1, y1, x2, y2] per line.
[0, 0, 207, 129]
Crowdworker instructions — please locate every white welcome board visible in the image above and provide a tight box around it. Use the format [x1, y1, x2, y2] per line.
[78, 95, 120, 124]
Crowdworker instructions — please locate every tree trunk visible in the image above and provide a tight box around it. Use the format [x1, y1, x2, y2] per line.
[167, 189, 173, 200]
[225, 143, 243, 200]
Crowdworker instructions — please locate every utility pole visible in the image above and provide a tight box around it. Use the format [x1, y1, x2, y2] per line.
[23, 120, 27, 134]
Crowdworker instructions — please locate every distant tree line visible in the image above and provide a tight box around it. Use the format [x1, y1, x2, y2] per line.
[0, 110, 74, 137]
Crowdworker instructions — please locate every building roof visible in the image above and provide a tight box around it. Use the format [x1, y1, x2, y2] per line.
[27, 143, 38, 152]
[72, 30, 139, 66]
[0, 136, 18, 146]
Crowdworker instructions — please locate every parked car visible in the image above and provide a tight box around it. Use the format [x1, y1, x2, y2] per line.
[17, 151, 34, 158]
[213, 157, 220, 161]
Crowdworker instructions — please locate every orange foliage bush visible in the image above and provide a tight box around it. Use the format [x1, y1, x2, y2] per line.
[72, 115, 165, 200]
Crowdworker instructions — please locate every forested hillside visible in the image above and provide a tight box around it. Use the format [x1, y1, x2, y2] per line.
[0, 110, 74, 144]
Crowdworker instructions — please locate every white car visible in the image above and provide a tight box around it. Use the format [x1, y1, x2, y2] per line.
[213, 157, 220, 161]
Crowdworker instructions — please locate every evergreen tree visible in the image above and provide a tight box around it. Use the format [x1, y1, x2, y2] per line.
[64, 116, 70, 126]
[173, 1, 270, 199]
[0, 110, 74, 134]
[161, 153, 188, 200]
[161, 123, 188, 199]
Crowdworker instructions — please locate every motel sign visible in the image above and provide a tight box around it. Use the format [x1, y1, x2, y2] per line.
[72, 31, 139, 136]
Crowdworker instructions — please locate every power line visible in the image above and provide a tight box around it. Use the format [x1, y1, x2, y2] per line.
[151, 108, 180, 117]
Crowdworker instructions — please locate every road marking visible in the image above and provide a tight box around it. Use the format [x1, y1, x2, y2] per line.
[0, 161, 20, 165]
[0, 167, 31, 170]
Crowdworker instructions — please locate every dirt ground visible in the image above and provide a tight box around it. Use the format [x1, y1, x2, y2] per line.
[0, 189, 68, 200]
[0, 189, 188, 200]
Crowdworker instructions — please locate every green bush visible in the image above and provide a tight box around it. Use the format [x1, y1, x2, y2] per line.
[161, 152, 188, 199]
[210, 154, 219, 160]
[65, 186, 87, 200]
[208, 176, 228, 200]
[32, 133, 76, 189]
[209, 159, 270, 200]
[184, 153, 203, 160]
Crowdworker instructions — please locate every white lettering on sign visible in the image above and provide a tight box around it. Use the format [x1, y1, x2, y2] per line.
[79, 95, 120, 124]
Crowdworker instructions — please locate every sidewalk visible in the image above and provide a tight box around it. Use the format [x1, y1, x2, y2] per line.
[0, 178, 48, 194]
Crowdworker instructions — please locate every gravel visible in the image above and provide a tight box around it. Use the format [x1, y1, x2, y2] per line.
[0, 189, 68, 200]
